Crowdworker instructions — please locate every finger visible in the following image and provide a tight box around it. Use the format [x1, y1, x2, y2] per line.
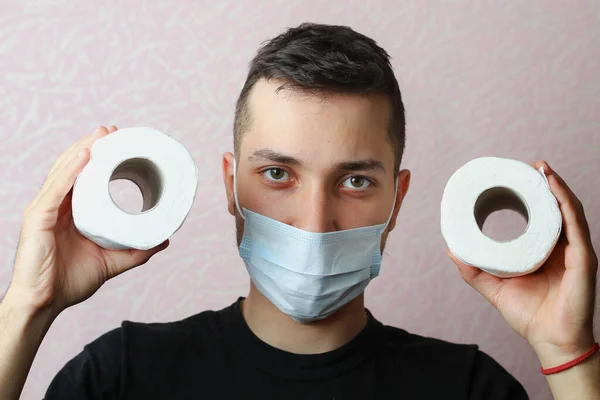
[447, 248, 505, 308]
[45, 128, 97, 174]
[48, 126, 106, 179]
[25, 149, 90, 229]
[28, 127, 109, 213]
[107, 125, 118, 133]
[104, 240, 170, 280]
[48, 126, 108, 182]
[37, 127, 105, 201]
[531, 161, 582, 210]
[533, 161, 591, 248]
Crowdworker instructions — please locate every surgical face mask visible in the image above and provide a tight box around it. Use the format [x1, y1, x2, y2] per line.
[233, 160, 397, 323]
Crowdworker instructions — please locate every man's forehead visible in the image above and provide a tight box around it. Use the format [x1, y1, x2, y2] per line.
[247, 79, 390, 118]
[241, 79, 393, 164]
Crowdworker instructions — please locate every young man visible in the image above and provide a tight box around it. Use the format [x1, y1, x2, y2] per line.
[0, 23, 598, 400]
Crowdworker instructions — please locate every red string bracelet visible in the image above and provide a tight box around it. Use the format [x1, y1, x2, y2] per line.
[540, 342, 599, 375]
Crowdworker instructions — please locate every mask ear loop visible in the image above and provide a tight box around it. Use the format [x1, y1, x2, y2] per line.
[382, 177, 399, 232]
[232, 159, 246, 220]
[370, 176, 399, 278]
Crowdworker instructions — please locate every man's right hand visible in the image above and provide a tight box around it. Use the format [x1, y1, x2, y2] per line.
[0, 125, 169, 400]
[5, 125, 169, 318]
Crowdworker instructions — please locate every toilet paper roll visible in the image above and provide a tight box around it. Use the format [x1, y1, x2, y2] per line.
[440, 157, 562, 278]
[72, 127, 198, 250]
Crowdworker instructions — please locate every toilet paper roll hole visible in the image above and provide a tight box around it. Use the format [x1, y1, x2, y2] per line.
[108, 158, 164, 214]
[474, 187, 530, 242]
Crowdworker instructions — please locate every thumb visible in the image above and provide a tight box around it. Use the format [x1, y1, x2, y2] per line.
[104, 240, 170, 279]
[446, 248, 504, 308]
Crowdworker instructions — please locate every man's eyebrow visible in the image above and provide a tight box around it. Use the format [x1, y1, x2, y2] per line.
[335, 159, 386, 173]
[248, 149, 302, 165]
[247, 148, 385, 173]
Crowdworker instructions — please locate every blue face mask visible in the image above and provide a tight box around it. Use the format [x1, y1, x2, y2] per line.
[233, 160, 397, 323]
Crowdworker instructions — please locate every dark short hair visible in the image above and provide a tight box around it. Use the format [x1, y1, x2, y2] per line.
[234, 22, 406, 171]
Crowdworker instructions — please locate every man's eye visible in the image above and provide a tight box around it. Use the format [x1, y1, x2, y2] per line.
[263, 168, 290, 182]
[342, 176, 371, 189]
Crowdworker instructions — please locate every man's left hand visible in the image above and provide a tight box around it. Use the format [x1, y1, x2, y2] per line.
[447, 160, 598, 367]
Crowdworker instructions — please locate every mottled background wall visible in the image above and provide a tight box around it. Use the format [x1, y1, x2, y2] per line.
[1, 1, 599, 399]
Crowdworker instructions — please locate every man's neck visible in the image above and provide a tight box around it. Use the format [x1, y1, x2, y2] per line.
[241, 283, 368, 354]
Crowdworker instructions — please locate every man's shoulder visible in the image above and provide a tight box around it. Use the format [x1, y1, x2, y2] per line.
[377, 323, 480, 377]
[375, 324, 528, 398]
[378, 322, 479, 358]
[122, 306, 226, 335]
[87, 299, 237, 353]
[44, 303, 239, 399]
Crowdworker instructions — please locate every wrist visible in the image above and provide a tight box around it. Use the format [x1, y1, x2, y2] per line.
[2, 286, 58, 327]
[0, 287, 57, 400]
[532, 335, 597, 369]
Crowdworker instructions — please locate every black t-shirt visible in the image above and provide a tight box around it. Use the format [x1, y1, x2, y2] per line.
[44, 297, 529, 399]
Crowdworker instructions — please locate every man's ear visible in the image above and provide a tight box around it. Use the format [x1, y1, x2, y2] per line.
[388, 169, 411, 232]
[222, 152, 236, 216]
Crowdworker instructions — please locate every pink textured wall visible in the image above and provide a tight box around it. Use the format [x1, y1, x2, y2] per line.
[1, 1, 599, 399]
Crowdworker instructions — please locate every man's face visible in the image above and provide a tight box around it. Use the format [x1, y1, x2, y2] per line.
[223, 79, 410, 249]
